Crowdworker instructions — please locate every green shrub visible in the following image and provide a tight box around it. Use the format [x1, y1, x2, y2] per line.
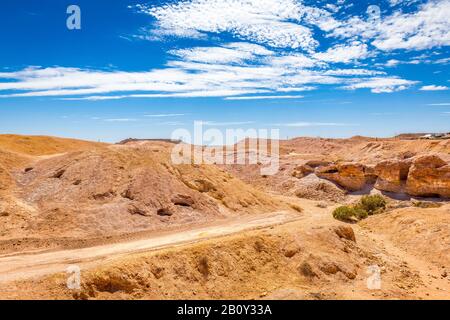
[333, 206, 368, 222]
[333, 206, 354, 222]
[359, 195, 386, 215]
[353, 206, 369, 220]
[332, 195, 386, 222]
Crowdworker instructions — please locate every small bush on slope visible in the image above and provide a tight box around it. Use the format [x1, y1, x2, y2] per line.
[359, 195, 387, 215]
[333, 206, 367, 222]
[333, 195, 386, 222]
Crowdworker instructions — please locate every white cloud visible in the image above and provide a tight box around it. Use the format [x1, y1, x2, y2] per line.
[0, 27, 421, 101]
[373, 1, 450, 51]
[276, 122, 359, 127]
[170, 42, 273, 64]
[269, 54, 319, 69]
[224, 95, 303, 100]
[324, 69, 385, 76]
[144, 113, 185, 117]
[428, 102, 450, 106]
[344, 77, 418, 93]
[420, 85, 449, 91]
[388, 0, 421, 7]
[385, 59, 400, 67]
[155, 121, 185, 126]
[10, 0, 447, 101]
[225, 42, 274, 56]
[332, 0, 450, 51]
[61, 95, 125, 101]
[200, 121, 255, 126]
[313, 42, 369, 63]
[171, 47, 252, 64]
[434, 57, 450, 64]
[0, 61, 415, 99]
[370, 112, 399, 116]
[104, 118, 138, 122]
[137, 0, 339, 51]
[58, 90, 268, 101]
[276, 86, 316, 92]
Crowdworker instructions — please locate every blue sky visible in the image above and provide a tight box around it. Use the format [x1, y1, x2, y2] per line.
[0, 0, 449, 142]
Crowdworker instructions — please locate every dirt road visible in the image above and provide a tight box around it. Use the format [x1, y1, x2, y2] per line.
[0, 211, 300, 283]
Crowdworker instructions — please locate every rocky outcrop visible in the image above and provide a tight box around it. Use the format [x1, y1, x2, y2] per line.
[304, 160, 332, 168]
[316, 163, 367, 191]
[291, 164, 314, 179]
[171, 194, 195, 207]
[292, 160, 333, 179]
[406, 155, 450, 198]
[310, 155, 449, 198]
[374, 159, 412, 193]
[372, 155, 449, 198]
[334, 225, 356, 242]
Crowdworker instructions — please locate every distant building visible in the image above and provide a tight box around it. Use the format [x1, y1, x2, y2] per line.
[419, 133, 450, 140]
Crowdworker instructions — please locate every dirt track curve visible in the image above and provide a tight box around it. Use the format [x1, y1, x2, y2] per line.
[0, 211, 299, 283]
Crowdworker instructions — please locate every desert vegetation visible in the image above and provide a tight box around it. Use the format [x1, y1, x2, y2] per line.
[332, 195, 387, 222]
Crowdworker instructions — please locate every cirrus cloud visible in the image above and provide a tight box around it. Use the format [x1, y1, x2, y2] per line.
[420, 85, 449, 91]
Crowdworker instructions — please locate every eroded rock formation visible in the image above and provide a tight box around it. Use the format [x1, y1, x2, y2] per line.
[374, 159, 412, 193]
[316, 163, 367, 191]
[312, 155, 449, 198]
[406, 155, 450, 198]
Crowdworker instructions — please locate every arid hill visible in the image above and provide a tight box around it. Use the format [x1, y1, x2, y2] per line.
[0, 134, 106, 157]
[0, 136, 289, 253]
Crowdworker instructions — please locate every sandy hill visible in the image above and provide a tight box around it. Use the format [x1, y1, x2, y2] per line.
[0, 137, 289, 253]
[0, 134, 106, 157]
[0, 134, 108, 200]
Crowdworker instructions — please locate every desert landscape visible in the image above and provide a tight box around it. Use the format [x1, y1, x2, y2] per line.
[0, 134, 448, 300]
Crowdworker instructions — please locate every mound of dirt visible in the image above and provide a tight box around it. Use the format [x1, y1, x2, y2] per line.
[0, 141, 286, 251]
[291, 174, 347, 202]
